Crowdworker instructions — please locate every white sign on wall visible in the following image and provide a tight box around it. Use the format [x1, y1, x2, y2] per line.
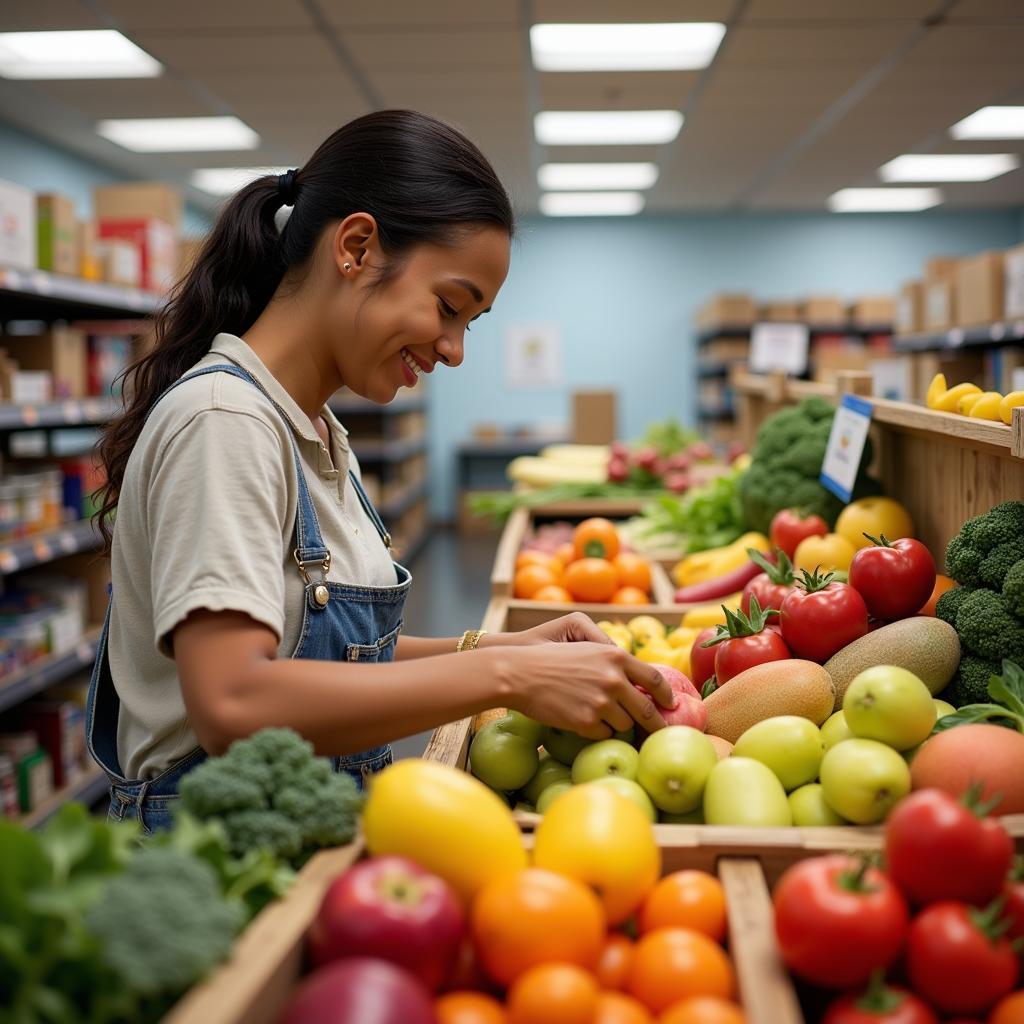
[749, 322, 810, 376]
[504, 324, 564, 390]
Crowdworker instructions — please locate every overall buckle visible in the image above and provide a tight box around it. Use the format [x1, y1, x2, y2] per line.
[294, 549, 332, 607]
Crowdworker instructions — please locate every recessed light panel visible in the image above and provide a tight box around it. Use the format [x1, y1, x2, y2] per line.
[191, 167, 290, 195]
[0, 30, 162, 79]
[538, 163, 659, 190]
[98, 116, 260, 153]
[879, 153, 1020, 182]
[950, 106, 1024, 140]
[530, 22, 725, 71]
[539, 192, 645, 216]
[828, 187, 943, 212]
[535, 111, 683, 146]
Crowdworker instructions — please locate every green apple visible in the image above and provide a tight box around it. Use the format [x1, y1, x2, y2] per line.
[821, 710, 854, 750]
[703, 757, 792, 827]
[819, 737, 911, 824]
[661, 807, 705, 824]
[843, 666, 936, 751]
[933, 698, 957, 722]
[521, 753, 572, 805]
[505, 711, 546, 746]
[542, 727, 592, 765]
[732, 716, 824, 791]
[536, 780, 573, 814]
[469, 713, 541, 791]
[788, 783, 848, 827]
[636, 726, 718, 814]
[589, 777, 656, 822]
[571, 739, 640, 784]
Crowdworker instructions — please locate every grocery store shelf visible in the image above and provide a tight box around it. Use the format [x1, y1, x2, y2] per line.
[457, 437, 564, 458]
[0, 397, 119, 431]
[0, 520, 101, 575]
[0, 266, 162, 319]
[893, 319, 1024, 353]
[698, 323, 891, 345]
[697, 362, 731, 378]
[329, 394, 427, 416]
[697, 404, 735, 421]
[352, 436, 427, 462]
[0, 627, 102, 714]
[21, 768, 108, 830]
[394, 525, 430, 565]
[380, 479, 429, 521]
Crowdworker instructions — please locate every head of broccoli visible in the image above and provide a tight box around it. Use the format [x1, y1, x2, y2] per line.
[945, 502, 1024, 587]
[178, 728, 363, 867]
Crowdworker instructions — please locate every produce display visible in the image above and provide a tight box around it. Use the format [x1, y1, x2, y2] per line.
[926, 371, 1024, 424]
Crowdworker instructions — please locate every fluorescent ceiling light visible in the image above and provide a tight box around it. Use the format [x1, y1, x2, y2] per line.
[828, 187, 943, 212]
[538, 162, 659, 190]
[98, 116, 259, 152]
[950, 106, 1024, 140]
[539, 192, 645, 216]
[0, 29, 162, 79]
[191, 167, 289, 195]
[530, 22, 725, 71]
[535, 110, 683, 146]
[880, 153, 1020, 182]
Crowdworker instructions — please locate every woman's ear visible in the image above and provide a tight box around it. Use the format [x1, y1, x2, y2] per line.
[333, 212, 379, 275]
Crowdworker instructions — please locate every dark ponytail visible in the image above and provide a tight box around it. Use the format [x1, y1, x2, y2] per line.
[96, 110, 514, 552]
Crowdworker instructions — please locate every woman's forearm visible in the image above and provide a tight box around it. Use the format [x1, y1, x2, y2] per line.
[395, 631, 529, 660]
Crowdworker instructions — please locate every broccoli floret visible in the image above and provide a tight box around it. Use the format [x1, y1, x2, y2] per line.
[178, 728, 362, 866]
[944, 654, 1002, 708]
[86, 848, 242, 1005]
[935, 584, 973, 626]
[954, 588, 1024, 662]
[1003, 559, 1024, 618]
[979, 540, 1024, 589]
[945, 502, 1024, 586]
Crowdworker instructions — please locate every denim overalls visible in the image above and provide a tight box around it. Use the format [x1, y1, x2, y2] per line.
[86, 363, 411, 833]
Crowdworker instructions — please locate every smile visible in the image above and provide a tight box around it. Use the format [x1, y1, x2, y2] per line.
[400, 348, 421, 377]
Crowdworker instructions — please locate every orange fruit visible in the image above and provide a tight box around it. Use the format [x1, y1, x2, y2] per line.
[471, 868, 606, 986]
[595, 991, 654, 1024]
[611, 586, 651, 606]
[919, 573, 955, 616]
[435, 991, 508, 1024]
[574, 518, 621, 561]
[555, 542, 578, 567]
[507, 963, 598, 1024]
[627, 928, 735, 1013]
[514, 563, 559, 599]
[658, 996, 745, 1024]
[532, 584, 574, 603]
[564, 558, 619, 603]
[516, 550, 559, 572]
[596, 932, 635, 991]
[991, 992, 1024, 1024]
[613, 553, 653, 593]
[639, 871, 727, 942]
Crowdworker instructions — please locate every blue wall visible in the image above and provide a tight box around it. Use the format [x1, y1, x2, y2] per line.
[429, 210, 1021, 519]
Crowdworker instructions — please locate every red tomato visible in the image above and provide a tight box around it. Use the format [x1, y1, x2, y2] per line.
[770, 509, 828, 558]
[884, 789, 1013, 907]
[823, 984, 938, 1024]
[848, 536, 936, 622]
[689, 627, 719, 689]
[1004, 860, 1024, 943]
[713, 629, 791, 685]
[780, 573, 869, 663]
[907, 901, 1019, 1015]
[773, 854, 909, 989]
[741, 549, 795, 617]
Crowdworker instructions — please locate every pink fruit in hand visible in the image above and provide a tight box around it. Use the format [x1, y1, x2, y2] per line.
[635, 664, 708, 732]
[308, 855, 464, 992]
[664, 471, 690, 494]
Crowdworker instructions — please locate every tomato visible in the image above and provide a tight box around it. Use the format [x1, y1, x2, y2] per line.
[612, 586, 652, 606]
[770, 509, 828, 558]
[638, 870, 727, 942]
[849, 536, 936, 622]
[713, 629, 791, 685]
[794, 532, 857, 573]
[780, 571, 869, 663]
[919, 574, 955, 616]
[772, 854, 909, 988]
[627, 927, 735, 1013]
[836, 498, 915, 552]
[614, 553, 653, 593]
[1003, 858, 1024, 943]
[507, 962, 598, 1024]
[574, 518, 621, 561]
[884, 788, 1013, 907]
[741, 550, 795, 618]
[564, 558, 619, 602]
[822, 983, 938, 1024]
[689, 627, 719, 689]
[514, 563, 560, 599]
[906, 900, 1019, 1015]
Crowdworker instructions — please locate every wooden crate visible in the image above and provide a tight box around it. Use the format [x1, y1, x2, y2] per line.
[167, 836, 801, 1024]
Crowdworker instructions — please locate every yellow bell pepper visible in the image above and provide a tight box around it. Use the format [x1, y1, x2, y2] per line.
[671, 532, 771, 587]
[680, 593, 743, 629]
[597, 621, 633, 652]
[667, 625, 701, 650]
[967, 391, 1004, 421]
[1000, 391, 1024, 425]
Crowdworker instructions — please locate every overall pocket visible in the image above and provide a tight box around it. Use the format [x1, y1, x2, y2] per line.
[344, 623, 402, 663]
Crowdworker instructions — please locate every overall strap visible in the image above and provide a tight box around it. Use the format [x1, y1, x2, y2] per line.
[348, 470, 393, 551]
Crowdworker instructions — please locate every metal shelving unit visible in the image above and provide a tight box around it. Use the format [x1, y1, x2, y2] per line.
[0, 520, 101, 574]
[20, 768, 108, 830]
[0, 628, 102, 715]
[0, 266, 161, 319]
[352, 436, 428, 462]
[893, 319, 1024, 353]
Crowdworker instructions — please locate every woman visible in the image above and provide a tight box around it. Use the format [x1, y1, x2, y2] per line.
[88, 110, 673, 831]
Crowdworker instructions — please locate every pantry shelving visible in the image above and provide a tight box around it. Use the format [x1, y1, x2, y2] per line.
[20, 766, 107, 829]
[893, 318, 1024, 353]
[0, 627, 102, 715]
[0, 266, 161, 319]
[0, 519, 100, 574]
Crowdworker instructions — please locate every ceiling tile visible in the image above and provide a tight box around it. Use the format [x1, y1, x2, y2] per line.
[101, 0, 315, 31]
[132, 30, 340, 73]
[533, 0, 734, 21]
[538, 71, 698, 111]
[722, 23, 912, 64]
[320, 0, 520, 28]
[745, 0, 935, 21]
[342, 27, 522, 69]
[906, 21, 1024, 61]
[945, 0, 1024, 21]
[28, 76, 211, 119]
[0, 0, 102, 31]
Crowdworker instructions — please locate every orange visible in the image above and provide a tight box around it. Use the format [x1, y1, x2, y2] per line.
[471, 868, 606, 986]
[920, 573, 955, 616]
[627, 928, 735, 1013]
[639, 871, 727, 942]
[555, 541, 578, 567]
[613, 553, 653, 593]
[991, 992, 1024, 1024]
[516, 550, 559, 572]
[564, 558, 619, 603]
[596, 932, 635, 991]
[435, 992, 508, 1024]
[532, 584, 574, 603]
[514, 563, 559, 599]
[507, 963, 598, 1024]
[612, 586, 651, 606]
[574, 518, 621, 561]
[595, 991, 654, 1024]
[658, 996, 745, 1024]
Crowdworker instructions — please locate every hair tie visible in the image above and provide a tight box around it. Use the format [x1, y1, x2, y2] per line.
[277, 169, 299, 206]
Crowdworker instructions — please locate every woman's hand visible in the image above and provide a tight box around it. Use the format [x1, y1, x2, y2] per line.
[496, 640, 676, 740]
[482, 612, 614, 649]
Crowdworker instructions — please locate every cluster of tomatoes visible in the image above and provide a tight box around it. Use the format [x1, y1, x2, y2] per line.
[773, 787, 1023, 1022]
[514, 518, 655, 606]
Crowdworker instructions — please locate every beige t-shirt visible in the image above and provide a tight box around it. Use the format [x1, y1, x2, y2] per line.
[108, 333, 398, 779]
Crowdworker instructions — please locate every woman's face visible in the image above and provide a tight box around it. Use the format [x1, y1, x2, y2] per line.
[332, 223, 511, 404]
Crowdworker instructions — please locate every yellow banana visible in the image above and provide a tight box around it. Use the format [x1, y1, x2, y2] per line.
[932, 382, 982, 413]
[926, 373, 947, 410]
[968, 391, 1004, 421]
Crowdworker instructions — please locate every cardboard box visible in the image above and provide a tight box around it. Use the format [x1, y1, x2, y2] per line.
[98, 218, 177, 292]
[925, 256, 959, 283]
[97, 238, 142, 288]
[758, 301, 801, 322]
[956, 251, 1004, 327]
[0, 178, 37, 271]
[812, 341, 870, 383]
[87, 333, 133, 398]
[696, 293, 756, 329]
[2, 370, 53, 405]
[94, 182, 181, 229]
[1004, 244, 1024, 320]
[924, 281, 956, 331]
[77, 220, 101, 281]
[801, 296, 845, 326]
[2, 327, 88, 399]
[572, 390, 617, 445]
[849, 296, 895, 327]
[36, 194, 78, 276]
[18, 701, 84, 787]
[896, 281, 925, 335]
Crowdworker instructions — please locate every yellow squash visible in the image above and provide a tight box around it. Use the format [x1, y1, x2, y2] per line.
[967, 391, 1004, 421]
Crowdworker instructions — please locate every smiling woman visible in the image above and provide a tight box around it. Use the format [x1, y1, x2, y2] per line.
[85, 109, 676, 834]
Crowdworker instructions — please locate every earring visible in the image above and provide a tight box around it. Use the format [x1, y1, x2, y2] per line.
[343, 262, 352, 272]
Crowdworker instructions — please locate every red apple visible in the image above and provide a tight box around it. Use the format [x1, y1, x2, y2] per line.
[279, 958, 435, 1024]
[666, 452, 693, 472]
[308, 855, 464, 992]
[635, 664, 708, 732]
